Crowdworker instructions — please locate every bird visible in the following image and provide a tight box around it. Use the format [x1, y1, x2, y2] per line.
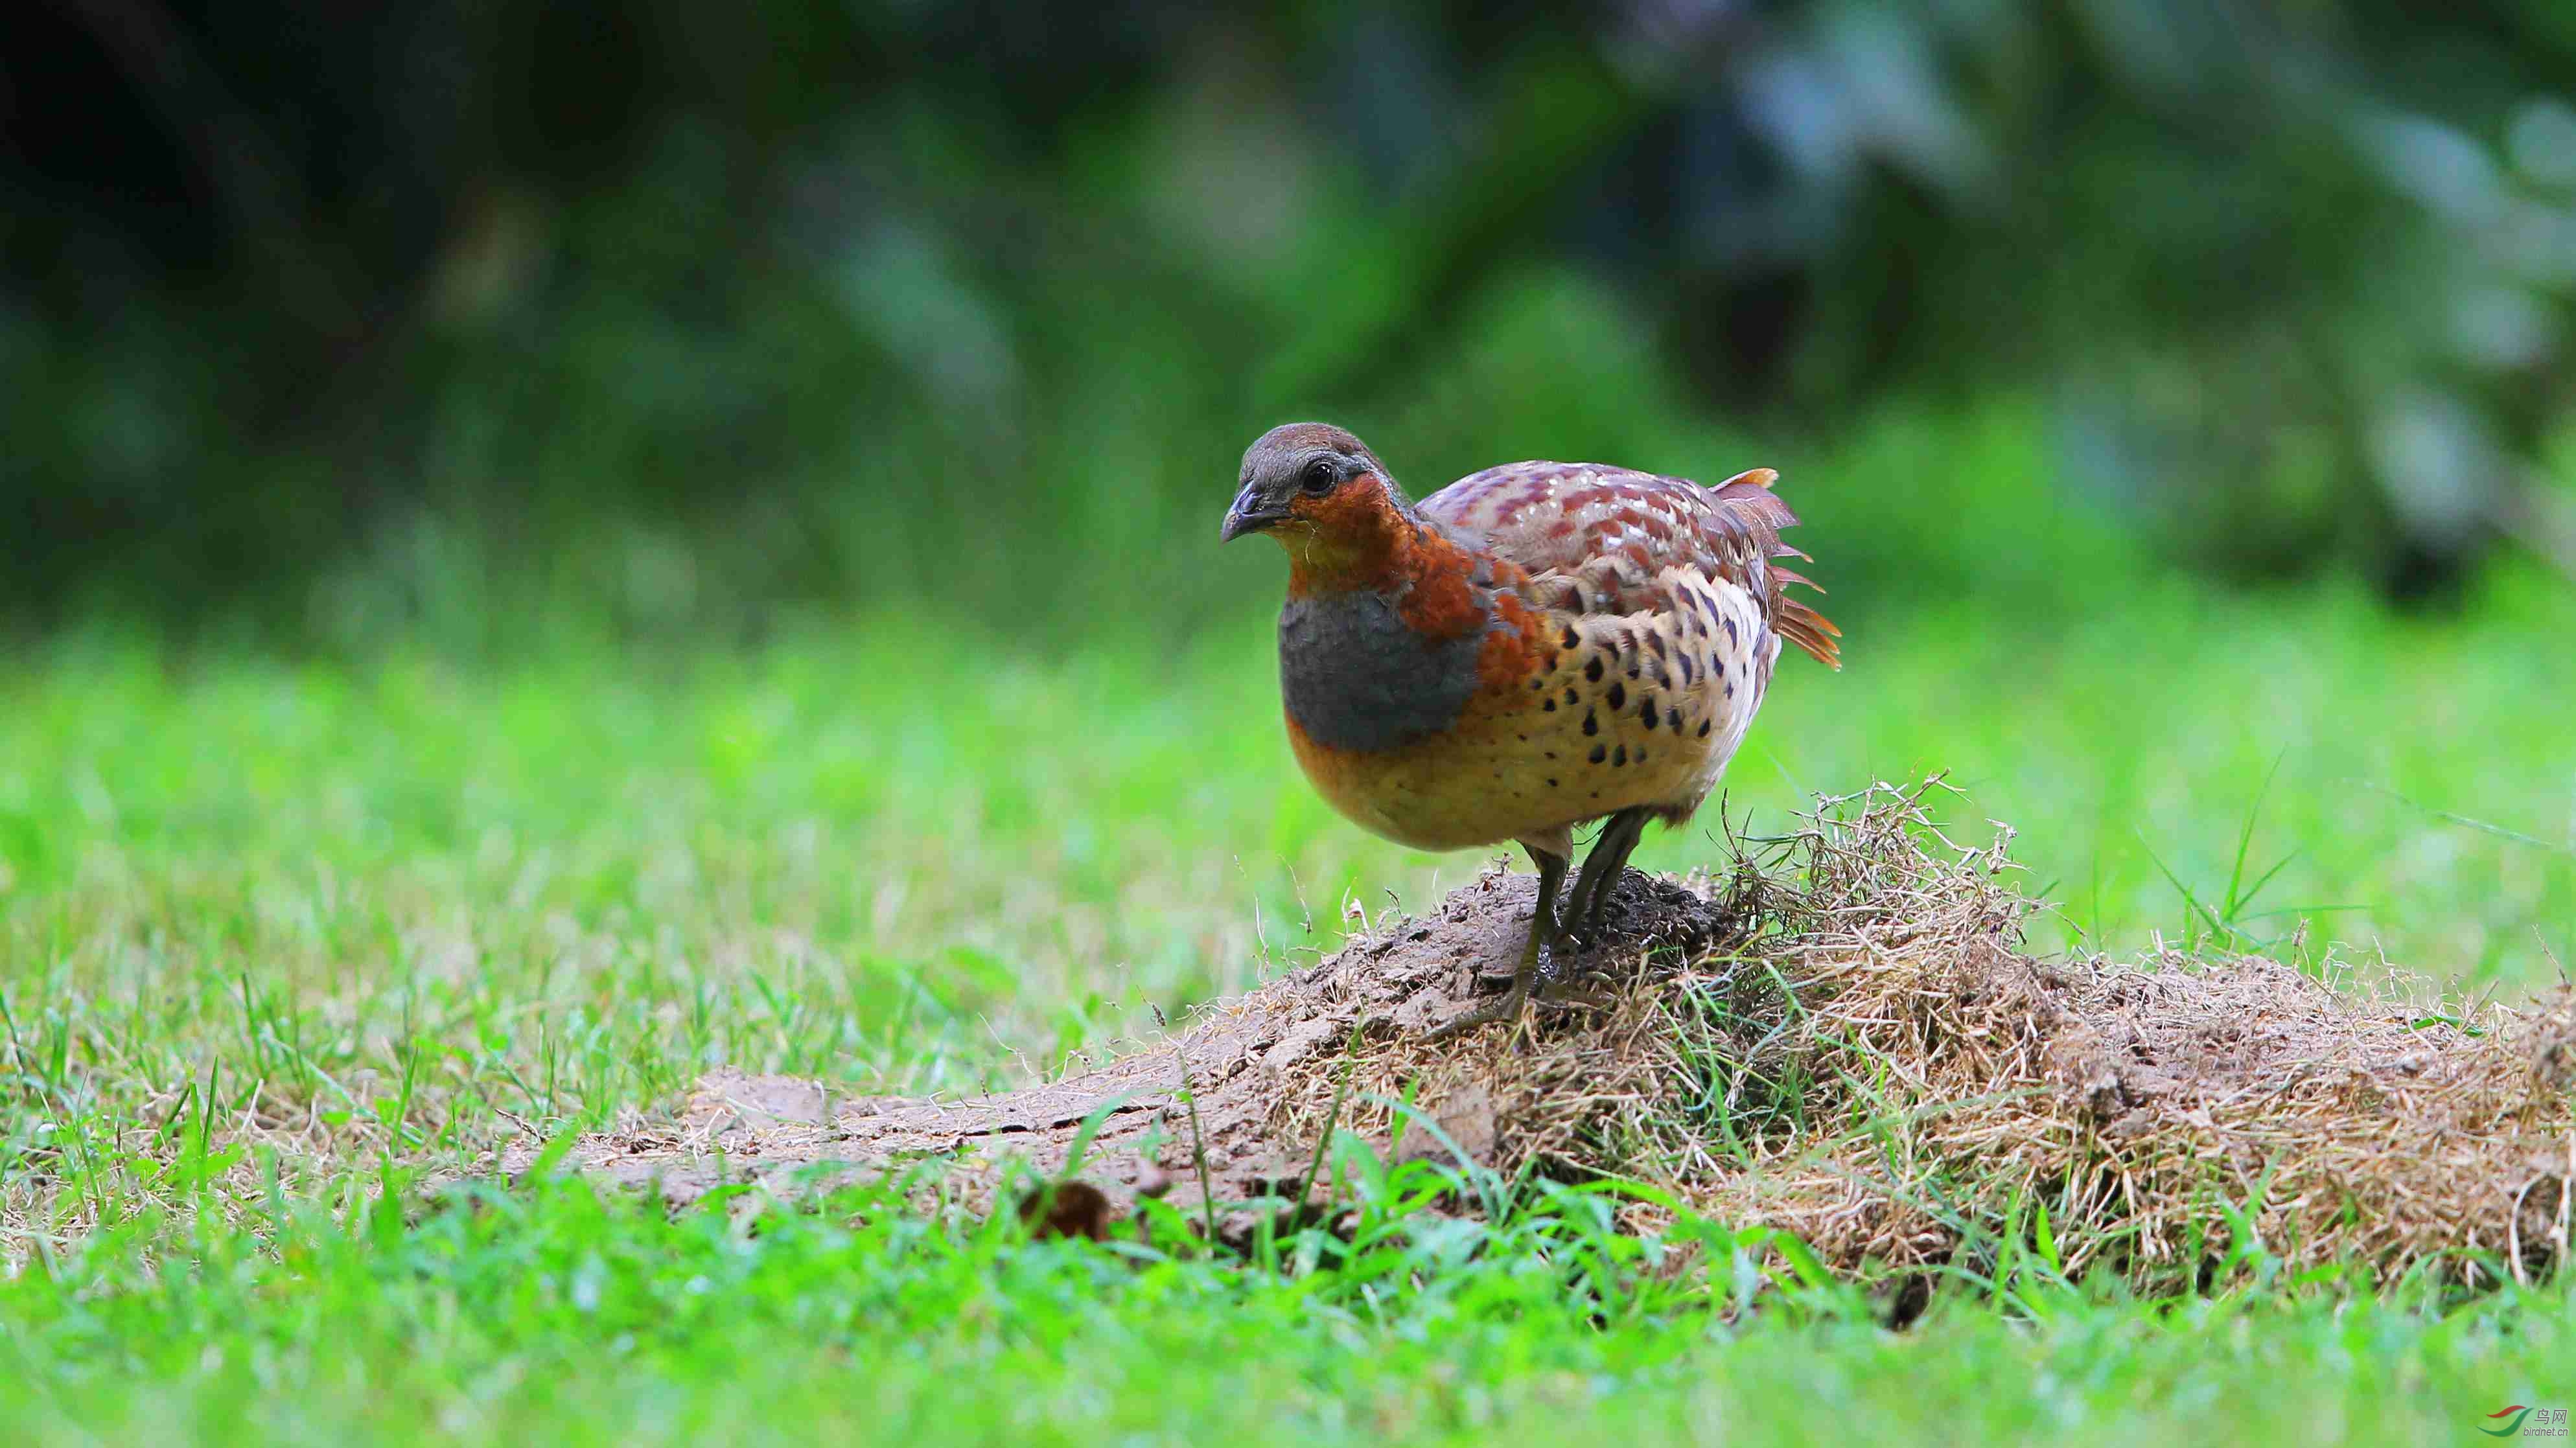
[1220, 422, 1839, 1038]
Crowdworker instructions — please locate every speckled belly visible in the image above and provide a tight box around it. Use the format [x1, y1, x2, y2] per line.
[1287, 576, 1774, 853]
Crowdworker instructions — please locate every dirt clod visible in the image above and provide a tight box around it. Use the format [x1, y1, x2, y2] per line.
[1019, 1180, 1114, 1241]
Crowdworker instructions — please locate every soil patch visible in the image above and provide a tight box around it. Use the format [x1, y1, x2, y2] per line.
[493, 783, 2575, 1289]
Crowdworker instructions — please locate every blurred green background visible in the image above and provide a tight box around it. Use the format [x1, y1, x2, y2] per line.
[8, 0, 2575, 638]
[3, 0, 2573, 1024]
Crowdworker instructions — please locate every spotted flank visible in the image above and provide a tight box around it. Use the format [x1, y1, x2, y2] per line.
[1478, 560, 1776, 830]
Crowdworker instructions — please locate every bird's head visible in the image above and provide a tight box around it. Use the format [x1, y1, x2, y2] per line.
[1220, 423, 1406, 555]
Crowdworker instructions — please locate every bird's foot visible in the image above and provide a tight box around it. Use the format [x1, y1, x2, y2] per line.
[1535, 930, 1582, 987]
[1433, 932, 1556, 1040]
[1533, 980, 1616, 1013]
[1433, 954, 1610, 1039]
[1425, 972, 1532, 1040]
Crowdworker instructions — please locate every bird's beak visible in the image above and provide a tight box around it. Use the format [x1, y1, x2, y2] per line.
[1220, 483, 1286, 543]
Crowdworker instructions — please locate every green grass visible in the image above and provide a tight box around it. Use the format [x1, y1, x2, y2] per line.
[5, 418, 2576, 1440]
[5, 1171, 2572, 1444]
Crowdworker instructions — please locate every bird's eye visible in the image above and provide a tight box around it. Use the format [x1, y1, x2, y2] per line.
[1301, 459, 1338, 494]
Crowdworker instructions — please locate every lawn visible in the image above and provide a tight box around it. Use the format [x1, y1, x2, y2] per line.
[4, 410, 2575, 1442]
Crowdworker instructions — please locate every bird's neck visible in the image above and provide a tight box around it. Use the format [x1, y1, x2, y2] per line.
[1282, 487, 1415, 594]
[1282, 492, 1492, 640]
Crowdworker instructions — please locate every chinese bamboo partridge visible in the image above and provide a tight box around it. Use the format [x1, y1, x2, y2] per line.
[1222, 422, 1840, 1037]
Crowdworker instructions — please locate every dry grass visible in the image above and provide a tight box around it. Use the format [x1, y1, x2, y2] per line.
[1265, 780, 2575, 1291]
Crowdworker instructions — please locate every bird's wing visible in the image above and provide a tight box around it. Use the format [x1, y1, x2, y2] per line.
[1419, 461, 1840, 668]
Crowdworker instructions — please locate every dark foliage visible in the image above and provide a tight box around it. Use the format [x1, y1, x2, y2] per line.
[5, 1, 2572, 634]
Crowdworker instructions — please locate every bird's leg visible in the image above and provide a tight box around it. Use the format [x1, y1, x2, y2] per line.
[1557, 820, 1620, 941]
[1561, 809, 1649, 948]
[1578, 810, 1651, 943]
[1427, 847, 1566, 1040]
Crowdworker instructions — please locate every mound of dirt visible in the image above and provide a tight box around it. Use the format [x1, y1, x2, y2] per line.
[500, 783, 2575, 1291]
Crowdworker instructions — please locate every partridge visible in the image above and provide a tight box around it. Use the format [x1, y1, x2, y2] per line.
[1221, 422, 1839, 1037]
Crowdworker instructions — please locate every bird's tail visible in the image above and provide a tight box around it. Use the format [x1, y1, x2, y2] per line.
[1774, 589, 1842, 670]
[1714, 468, 1842, 670]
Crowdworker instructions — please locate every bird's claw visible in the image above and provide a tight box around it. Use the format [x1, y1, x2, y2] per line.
[1425, 980, 1529, 1040]
[1533, 981, 1614, 1013]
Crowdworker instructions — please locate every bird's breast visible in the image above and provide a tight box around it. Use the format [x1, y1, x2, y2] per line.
[1277, 590, 1488, 753]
